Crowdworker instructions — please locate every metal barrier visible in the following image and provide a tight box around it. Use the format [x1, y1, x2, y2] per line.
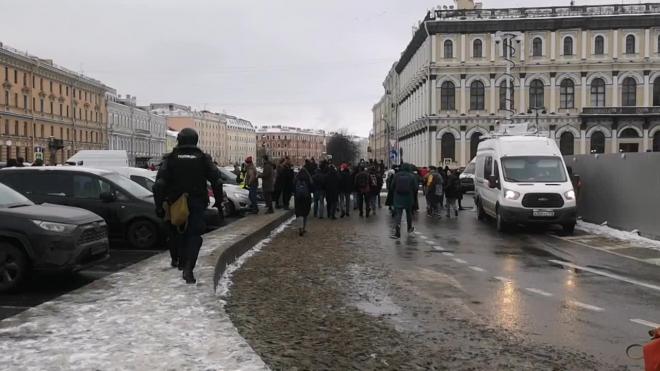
[564, 152, 660, 240]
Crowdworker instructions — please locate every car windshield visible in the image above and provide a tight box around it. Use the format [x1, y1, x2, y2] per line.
[463, 162, 475, 175]
[501, 156, 568, 183]
[0, 182, 34, 208]
[106, 173, 153, 198]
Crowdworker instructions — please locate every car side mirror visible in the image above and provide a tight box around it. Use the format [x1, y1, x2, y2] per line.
[100, 191, 116, 203]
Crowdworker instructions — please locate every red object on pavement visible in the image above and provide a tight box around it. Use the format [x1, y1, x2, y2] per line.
[645, 328, 660, 371]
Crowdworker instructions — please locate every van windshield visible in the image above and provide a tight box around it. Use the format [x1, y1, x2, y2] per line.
[501, 156, 567, 183]
[463, 162, 475, 175]
[106, 173, 153, 198]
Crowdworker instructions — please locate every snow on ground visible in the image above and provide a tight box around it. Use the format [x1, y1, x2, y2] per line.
[0, 219, 287, 371]
[577, 220, 660, 251]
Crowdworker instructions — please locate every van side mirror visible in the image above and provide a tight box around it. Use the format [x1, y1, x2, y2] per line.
[100, 191, 116, 203]
[488, 175, 498, 189]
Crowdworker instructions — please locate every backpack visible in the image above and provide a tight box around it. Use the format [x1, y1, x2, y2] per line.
[369, 174, 379, 189]
[295, 178, 309, 197]
[356, 173, 368, 188]
[395, 174, 412, 194]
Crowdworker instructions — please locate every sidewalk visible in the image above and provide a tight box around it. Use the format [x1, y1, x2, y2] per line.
[0, 210, 291, 371]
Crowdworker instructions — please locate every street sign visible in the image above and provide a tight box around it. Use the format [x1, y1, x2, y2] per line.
[443, 158, 452, 167]
[34, 152, 44, 161]
[389, 149, 398, 162]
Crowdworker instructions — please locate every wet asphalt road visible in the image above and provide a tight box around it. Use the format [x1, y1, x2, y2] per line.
[0, 217, 238, 321]
[361, 195, 659, 367]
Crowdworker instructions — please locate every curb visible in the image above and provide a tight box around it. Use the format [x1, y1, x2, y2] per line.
[205, 210, 294, 292]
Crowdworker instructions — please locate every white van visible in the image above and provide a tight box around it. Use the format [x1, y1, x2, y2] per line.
[66, 150, 129, 167]
[474, 135, 577, 233]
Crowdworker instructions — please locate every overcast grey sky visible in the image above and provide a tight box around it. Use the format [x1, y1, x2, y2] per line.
[1, 0, 632, 136]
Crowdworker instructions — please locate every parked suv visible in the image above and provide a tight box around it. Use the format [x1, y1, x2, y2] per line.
[0, 167, 165, 249]
[0, 182, 109, 292]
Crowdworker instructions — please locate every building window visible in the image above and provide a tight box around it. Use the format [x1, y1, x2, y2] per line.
[440, 81, 455, 111]
[4, 91, 8, 105]
[532, 37, 543, 56]
[469, 81, 485, 110]
[470, 132, 482, 160]
[529, 79, 545, 109]
[590, 131, 605, 154]
[590, 78, 606, 107]
[23, 122, 28, 136]
[499, 81, 514, 110]
[444, 40, 453, 59]
[560, 132, 575, 155]
[473, 39, 482, 58]
[3, 66, 7, 81]
[49, 81, 53, 92]
[622, 77, 637, 106]
[50, 101, 54, 114]
[559, 79, 575, 109]
[625, 34, 635, 54]
[23, 95, 27, 110]
[563, 36, 573, 56]
[40, 99, 44, 112]
[13, 70, 17, 84]
[654, 132, 660, 152]
[594, 35, 605, 55]
[441, 132, 455, 161]
[654, 77, 660, 106]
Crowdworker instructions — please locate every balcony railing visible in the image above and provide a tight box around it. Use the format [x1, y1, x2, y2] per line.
[582, 106, 660, 115]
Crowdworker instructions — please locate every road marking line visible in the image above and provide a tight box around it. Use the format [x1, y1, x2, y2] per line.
[469, 266, 486, 272]
[494, 276, 513, 283]
[0, 305, 30, 309]
[453, 258, 468, 264]
[567, 300, 604, 312]
[546, 234, 656, 266]
[442, 252, 454, 256]
[432, 245, 445, 251]
[548, 259, 660, 293]
[630, 318, 660, 328]
[425, 240, 435, 246]
[525, 288, 553, 297]
[419, 235, 428, 240]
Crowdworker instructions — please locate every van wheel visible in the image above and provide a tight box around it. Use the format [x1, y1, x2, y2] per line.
[0, 242, 28, 293]
[127, 220, 159, 249]
[496, 207, 509, 232]
[562, 223, 576, 235]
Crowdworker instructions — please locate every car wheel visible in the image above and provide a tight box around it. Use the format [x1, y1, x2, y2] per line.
[225, 200, 236, 217]
[562, 223, 576, 235]
[127, 220, 159, 249]
[0, 242, 28, 293]
[496, 206, 508, 232]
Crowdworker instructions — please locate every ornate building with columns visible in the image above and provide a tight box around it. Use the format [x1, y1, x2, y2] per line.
[380, 2, 660, 167]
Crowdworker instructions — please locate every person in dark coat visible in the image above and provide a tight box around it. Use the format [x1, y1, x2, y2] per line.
[154, 128, 223, 284]
[325, 164, 340, 219]
[273, 158, 285, 208]
[444, 169, 461, 218]
[390, 163, 417, 238]
[338, 163, 353, 217]
[312, 162, 327, 218]
[260, 155, 275, 213]
[350, 165, 360, 210]
[294, 167, 313, 236]
[354, 166, 371, 217]
[367, 166, 380, 215]
[280, 157, 295, 210]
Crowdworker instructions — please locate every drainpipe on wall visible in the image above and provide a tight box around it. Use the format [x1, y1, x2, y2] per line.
[423, 17, 432, 167]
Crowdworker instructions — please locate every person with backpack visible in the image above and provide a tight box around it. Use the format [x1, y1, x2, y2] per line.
[390, 163, 417, 238]
[444, 168, 461, 218]
[312, 161, 327, 219]
[338, 163, 353, 218]
[429, 167, 444, 217]
[367, 166, 380, 216]
[354, 166, 371, 217]
[294, 167, 313, 236]
[325, 164, 340, 220]
[280, 157, 295, 210]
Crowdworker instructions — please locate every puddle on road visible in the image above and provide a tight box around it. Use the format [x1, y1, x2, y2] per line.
[346, 263, 402, 317]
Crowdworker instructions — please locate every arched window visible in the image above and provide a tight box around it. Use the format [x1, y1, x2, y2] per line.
[653, 77, 660, 106]
[590, 78, 606, 107]
[622, 77, 637, 106]
[441, 132, 456, 161]
[625, 34, 635, 54]
[619, 128, 640, 138]
[559, 79, 575, 109]
[440, 81, 455, 111]
[470, 132, 482, 160]
[469, 81, 485, 110]
[594, 35, 605, 55]
[444, 40, 453, 59]
[529, 79, 545, 109]
[590, 131, 605, 154]
[563, 36, 573, 56]
[502, 37, 510, 58]
[473, 39, 482, 58]
[499, 81, 515, 110]
[658, 35, 660, 54]
[653, 131, 660, 152]
[532, 37, 543, 57]
[560, 131, 575, 155]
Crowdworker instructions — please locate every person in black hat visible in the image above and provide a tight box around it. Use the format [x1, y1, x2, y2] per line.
[154, 128, 223, 284]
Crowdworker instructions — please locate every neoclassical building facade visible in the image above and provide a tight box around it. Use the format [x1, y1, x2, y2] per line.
[382, 2, 660, 167]
[224, 115, 255, 165]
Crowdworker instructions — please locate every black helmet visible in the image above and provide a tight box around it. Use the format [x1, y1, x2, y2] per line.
[177, 128, 198, 146]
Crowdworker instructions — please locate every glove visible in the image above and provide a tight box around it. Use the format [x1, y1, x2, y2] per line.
[155, 207, 165, 218]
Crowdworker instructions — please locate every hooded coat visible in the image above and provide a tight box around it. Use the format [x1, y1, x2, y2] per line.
[389, 163, 417, 210]
[294, 168, 313, 217]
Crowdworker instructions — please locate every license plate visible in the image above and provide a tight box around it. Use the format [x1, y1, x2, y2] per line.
[90, 245, 107, 256]
[533, 210, 555, 217]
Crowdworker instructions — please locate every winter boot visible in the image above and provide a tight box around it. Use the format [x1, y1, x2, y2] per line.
[391, 225, 401, 239]
[182, 270, 196, 284]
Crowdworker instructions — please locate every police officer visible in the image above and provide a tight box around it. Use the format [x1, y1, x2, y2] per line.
[154, 128, 223, 284]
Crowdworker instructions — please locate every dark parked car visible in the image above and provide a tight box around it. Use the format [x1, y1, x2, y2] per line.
[0, 167, 165, 250]
[0, 182, 109, 292]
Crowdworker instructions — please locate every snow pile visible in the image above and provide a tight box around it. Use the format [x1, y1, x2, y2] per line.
[576, 220, 660, 251]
